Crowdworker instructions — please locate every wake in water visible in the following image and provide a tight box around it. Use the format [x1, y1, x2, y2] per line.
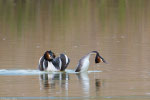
[0, 69, 41, 75]
[0, 69, 102, 76]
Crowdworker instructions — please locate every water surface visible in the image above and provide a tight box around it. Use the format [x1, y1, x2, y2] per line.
[0, 0, 150, 100]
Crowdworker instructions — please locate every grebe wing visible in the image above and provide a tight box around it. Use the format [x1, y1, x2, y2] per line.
[59, 54, 70, 71]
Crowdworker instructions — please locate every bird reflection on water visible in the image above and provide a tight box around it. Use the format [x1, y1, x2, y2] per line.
[76, 72, 90, 96]
[76, 72, 102, 96]
[39, 72, 102, 96]
[39, 72, 69, 90]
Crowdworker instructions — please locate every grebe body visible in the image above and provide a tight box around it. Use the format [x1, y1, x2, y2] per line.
[38, 50, 70, 72]
[75, 51, 106, 72]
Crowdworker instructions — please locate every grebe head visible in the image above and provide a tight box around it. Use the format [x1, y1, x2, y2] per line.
[92, 51, 107, 64]
[44, 50, 56, 61]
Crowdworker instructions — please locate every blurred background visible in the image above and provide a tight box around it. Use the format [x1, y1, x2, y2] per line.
[0, 0, 149, 70]
[0, 0, 150, 98]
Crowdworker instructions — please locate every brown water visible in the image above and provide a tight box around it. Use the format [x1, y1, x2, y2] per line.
[0, 0, 150, 99]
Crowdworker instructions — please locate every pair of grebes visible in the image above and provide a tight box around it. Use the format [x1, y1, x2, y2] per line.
[38, 50, 107, 72]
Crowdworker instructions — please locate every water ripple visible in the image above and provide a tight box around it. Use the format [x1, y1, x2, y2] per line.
[1, 95, 150, 99]
[0, 69, 102, 76]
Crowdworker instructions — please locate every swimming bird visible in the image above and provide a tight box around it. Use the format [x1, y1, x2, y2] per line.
[38, 50, 70, 72]
[75, 51, 107, 72]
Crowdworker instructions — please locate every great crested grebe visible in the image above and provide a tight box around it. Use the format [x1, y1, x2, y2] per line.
[38, 50, 70, 72]
[75, 51, 107, 72]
